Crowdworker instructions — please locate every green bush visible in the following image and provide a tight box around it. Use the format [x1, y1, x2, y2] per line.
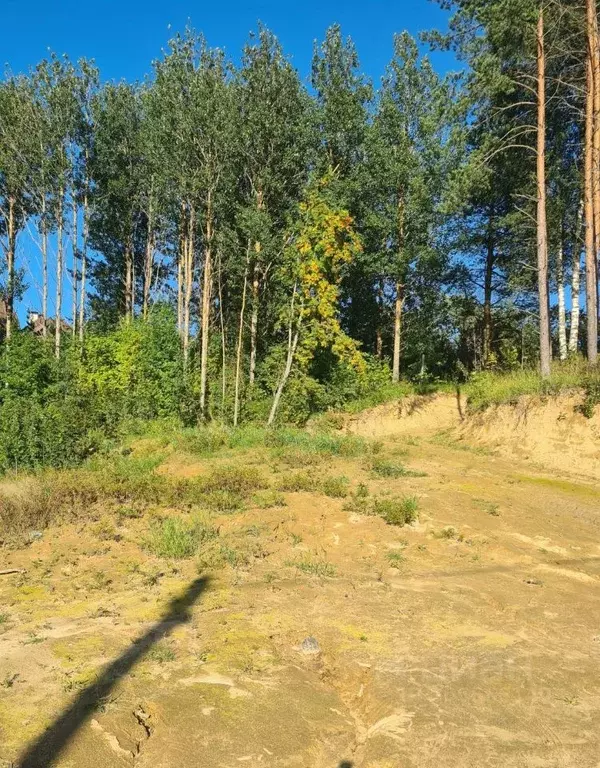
[374, 496, 419, 526]
[321, 475, 350, 498]
[143, 516, 218, 559]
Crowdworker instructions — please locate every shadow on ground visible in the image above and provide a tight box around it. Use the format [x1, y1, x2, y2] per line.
[16, 577, 209, 768]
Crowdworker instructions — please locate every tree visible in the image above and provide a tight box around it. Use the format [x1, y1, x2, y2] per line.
[268, 175, 364, 425]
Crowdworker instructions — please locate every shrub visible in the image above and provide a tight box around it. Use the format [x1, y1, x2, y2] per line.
[321, 475, 350, 498]
[277, 471, 319, 493]
[374, 496, 419, 526]
[198, 465, 268, 495]
[143, 517, 218, 559]
[285, 554, 336, 577]
[199, 490, 246, 513]
[252, 490, 287, 509]
[370, 459, 426, 479]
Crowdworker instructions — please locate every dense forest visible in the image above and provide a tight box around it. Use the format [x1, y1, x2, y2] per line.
[1, 0, 600, 471]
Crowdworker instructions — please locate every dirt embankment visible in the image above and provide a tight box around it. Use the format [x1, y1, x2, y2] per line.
[347, 390, 600, 481]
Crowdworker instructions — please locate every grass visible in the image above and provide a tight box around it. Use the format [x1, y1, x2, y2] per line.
[321, 475, 350, 498]
[464, 359, 600, 412]
[199, 489, 246, 513]
[277, 471, 319, 493]
[148, 642, 176, 664]
[197, 465, 268, 495]
[373, 496, 419, 526]
[143, 516, 218, 559]
[369, 458, 427, 479]
[252, 489, 287, 509]
[474, 499, 500, 516]
[387, 551, 405, 569]
[285, 554, 336, 578]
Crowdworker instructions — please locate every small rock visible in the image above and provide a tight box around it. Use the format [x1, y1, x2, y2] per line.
[525, 578, 543, 586]
[29, 531, 43, 542]
[300, 636, 321, 655]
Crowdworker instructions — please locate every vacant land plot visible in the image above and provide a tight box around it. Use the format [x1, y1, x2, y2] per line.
[1, 409, 599, 767]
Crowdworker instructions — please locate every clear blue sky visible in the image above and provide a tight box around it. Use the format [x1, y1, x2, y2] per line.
[3, 0, 455, 85]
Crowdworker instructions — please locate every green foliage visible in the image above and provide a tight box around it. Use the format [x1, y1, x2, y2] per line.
[465, 361, 600, 411]
[320, 475, 350, 498]
[252, 489, 287, 509]
[370, 459, 426, 479]
[285, 554, 336, 577]
[143, 516, 218, 559]
[277, 471, 319, 493]
[373, 496, 419, 526]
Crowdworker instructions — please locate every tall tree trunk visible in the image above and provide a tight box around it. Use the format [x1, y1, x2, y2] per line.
[392, 283, 405, 383]
[483, 222, 494, 367]
[376, 279, 384, 358]
[585, 9, 598, 365]
[55, 190, 64, 359]
[557, 239, 568, 361]
[79, 179, 89, 344]
[5, 196, 15, 342]
[124, 233, 133, 323]
[143, 191, 154, 320]
[177, 203, 185, 338]
[248, 257, 260, 386]
[233, 246, 250, 428]
[183, 206, 195, 366]
[71, 195, 78, 338]
[199, 199, 213, 421]
[249, 189, 264, 386]
[536, 9, 552, 377]
[569, 206, 582, 354]
[42, 194, 48, 339]
[268, 285, 301, 427]
[217, 254, 226, 418]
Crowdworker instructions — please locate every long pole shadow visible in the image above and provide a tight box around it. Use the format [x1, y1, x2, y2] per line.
[17, 576, 209, 768]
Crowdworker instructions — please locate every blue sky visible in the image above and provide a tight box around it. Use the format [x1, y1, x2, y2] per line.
[3, 0, 455, 85]
[3, 0, 456, 322]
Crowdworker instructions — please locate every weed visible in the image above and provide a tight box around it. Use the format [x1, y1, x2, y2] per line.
[198, 465, 268, 495]
[116, 506, 143, 521]
[370, 458, 426, 479]
[200, 489, 246, 514]
[91, 517, 119, 541]
[372, 496, 419, 527]
[0, 613, 9, 625]
[143, 517, 218, 559]
[387, 551, 405, 569]
[88, 570, 112, 590]
[277, 471, 319, 493]
[148, 642, 176, 664]
[266, 428, 366, 459]
[579, 380, 600, 418]
[435, 526, 457, 540]
[286, 554, 336, 578]
[475, 499, 500, 516]
[252, 490, 287, 509]
[321, 475, 350, 498]
[289, 532, 303, 546]
[197, 542, 248, 571]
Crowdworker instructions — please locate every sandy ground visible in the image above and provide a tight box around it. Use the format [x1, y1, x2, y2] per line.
[1, 401, 600, 768]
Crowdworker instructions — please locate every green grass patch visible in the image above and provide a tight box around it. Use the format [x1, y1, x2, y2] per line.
[285, 554, 336, 578]
[143, 516, 218, 559]
[251, 489, 287, 509]
[464, 360, 600, 412]
[321, 475, 350, 498]
[369, 458, 427, 479]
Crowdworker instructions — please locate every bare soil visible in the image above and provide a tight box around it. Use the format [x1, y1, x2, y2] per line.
[1, 399, 600, 767]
